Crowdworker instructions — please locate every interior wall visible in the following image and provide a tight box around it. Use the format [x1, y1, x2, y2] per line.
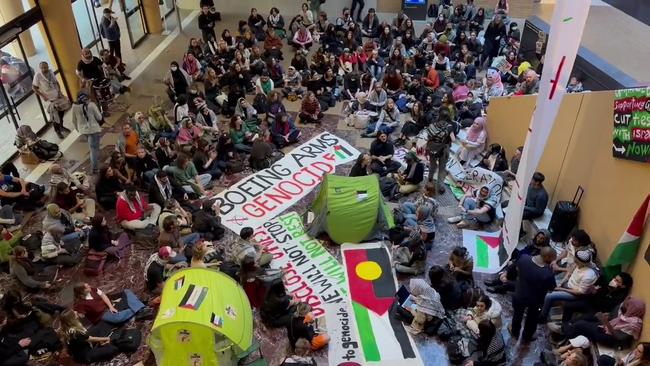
[485, 94, 581, 203]
[488, 90, 650, 339]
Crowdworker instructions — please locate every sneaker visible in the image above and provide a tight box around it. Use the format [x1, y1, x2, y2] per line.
[457, 220, 471, 229]
[447, 215, 462, 224]
[135, 307, 155, 321]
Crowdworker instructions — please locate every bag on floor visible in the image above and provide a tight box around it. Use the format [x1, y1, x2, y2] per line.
[83, 250, 107, 276]
[132, 225, 159, 250]
[447, 335, 470, 364]
[31, 140, 60, 161]
[226, 159, 245, 174]
[110, 328, 142, 353]
[436, 317, 457, 341]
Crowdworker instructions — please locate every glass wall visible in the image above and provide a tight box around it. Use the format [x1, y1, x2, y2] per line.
[124, 0, 146, 47]
[0, 20, 57, 163]
[72, 0, 103, 52]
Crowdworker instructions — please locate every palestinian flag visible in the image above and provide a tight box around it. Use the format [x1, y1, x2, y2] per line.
[604, 194, 650, 280]
[462, 230, 509, 274]
[174, 276, 185, 290]
[210, 313, 223, 328]
[342, 244, 421, 365]
[179, 284, 208, 310]
[334, 145, 354, 160]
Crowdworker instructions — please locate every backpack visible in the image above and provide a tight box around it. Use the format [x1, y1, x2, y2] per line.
[132, 225, 159, 250]
[447, 335, 471, 364]
[110, 328, 142, 353]
[31, 140, 60, 161]
[436, 317, 457, 341]
[226, 159, 245, 174]
[83, 250, 107, 276]
[22, 231, 43, 257]
[425, 124, 450, 156]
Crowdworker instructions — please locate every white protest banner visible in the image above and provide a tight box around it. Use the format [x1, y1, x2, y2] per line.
[255, 211, 348, 318]
[446, 154, 504, 200]
[215, 132, 360, 233]
[501, 0, 590, 255]
[322, 302, 364, 366]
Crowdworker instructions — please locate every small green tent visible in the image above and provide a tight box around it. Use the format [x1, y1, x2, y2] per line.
[308, 174, 394, 244]
[149, 268, 253, 366]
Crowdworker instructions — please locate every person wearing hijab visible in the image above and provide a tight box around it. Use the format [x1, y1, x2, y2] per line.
[163, 61, 192, 102]
[458, 116, 487, 166]
[403, 278, 445, 334]
[564, 297, 646, 350]
[71, 91, 103, 174]
[483, 67, 504, 102]
[261, 278, 298, 328]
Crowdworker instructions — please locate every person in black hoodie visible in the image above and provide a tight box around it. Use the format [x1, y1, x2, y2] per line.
[95, 166, 124, 209]
[88, 215, 119, 259]
[192, 200, 225, 241]
[560, 272, 633, 323]
[0, 310, 30, 366]
[261, 278, 297, 328]
[132, 147, 159, 184]
[198, 5, 219, 42]
[148, 170, 185, 208]
[428, 265, 462, 311]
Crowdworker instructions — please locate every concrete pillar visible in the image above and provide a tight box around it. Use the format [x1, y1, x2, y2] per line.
[38, 0, 83, 99]
[0, 0, 37, 56]
[142, 0, 163, 34]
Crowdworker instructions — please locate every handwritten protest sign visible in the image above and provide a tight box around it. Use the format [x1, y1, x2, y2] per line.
[255, 212, 347, 318]
[322, 303, 364, 366]
[214, 132, 359, 233]
[613, 87, 650, 163]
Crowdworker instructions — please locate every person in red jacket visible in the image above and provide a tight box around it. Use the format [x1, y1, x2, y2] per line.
[422, 62, 440, 89]
[73, 282, 153, 325]
[116, 184, 161, 230]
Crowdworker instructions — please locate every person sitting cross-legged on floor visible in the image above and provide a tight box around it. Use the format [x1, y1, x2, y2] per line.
[399, 278, 446, 335]
[60, 308, 121, 364]
[158, 215, 201, 264]
[393, 230, 427, 275]
[369, 132, 402, 176]
[72, 282, 153, 325]
[448, 186, 497, 229]
[287, 303, 330, 351]
[388, 151, 425, 196]
[116, 185, 162, 231]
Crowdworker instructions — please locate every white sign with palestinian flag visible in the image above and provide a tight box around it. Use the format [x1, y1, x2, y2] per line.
[462, 229, 509, 274]
[213, 132, 360, 233]
[341, 242, 423, 366]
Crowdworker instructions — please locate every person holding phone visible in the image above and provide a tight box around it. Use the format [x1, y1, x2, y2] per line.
[100, 8, 121, 60]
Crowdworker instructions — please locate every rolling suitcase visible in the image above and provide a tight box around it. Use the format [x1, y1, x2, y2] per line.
[549, 186, 584, 242]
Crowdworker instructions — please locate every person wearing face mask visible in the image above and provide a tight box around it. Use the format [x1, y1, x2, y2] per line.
[71, 91, 103, 174]
[557, 272, 633, 326]
[163, 61, 192, 102]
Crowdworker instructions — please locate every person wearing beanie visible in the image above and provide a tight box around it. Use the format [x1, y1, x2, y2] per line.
[539, 249, 598, 322]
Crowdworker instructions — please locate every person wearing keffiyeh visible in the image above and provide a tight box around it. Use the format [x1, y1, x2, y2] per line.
[116, 185, 161, 230]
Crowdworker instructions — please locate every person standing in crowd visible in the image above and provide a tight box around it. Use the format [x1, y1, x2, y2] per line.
[71, 91, 103, 174]
[425, 112, 455, 194]
[510, 247, 556, 343]
[198, 5, 219, 42]
[100, 8, 121, 59]
[32, 62, 71, 139]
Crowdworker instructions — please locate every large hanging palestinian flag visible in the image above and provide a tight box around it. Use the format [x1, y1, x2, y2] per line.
[341, 243, 423, 366]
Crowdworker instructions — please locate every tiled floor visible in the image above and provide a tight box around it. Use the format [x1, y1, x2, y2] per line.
[7, 7, 558, 366]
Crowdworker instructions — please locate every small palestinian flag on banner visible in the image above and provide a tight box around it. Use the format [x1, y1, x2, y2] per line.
[334, 145, 354, 160]
[462, 229, 509, 274]
[342, 243, 421, 365]
[174, 276, 185, 290]
[179, 284, 208, 310]
[210, 313, 223, 328]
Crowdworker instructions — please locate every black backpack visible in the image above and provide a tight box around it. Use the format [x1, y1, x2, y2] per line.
[110, 328, 142, 354]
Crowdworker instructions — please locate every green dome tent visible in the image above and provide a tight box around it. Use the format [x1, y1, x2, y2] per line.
[149, 268, 253, 366]
[307, 174, 394, 244]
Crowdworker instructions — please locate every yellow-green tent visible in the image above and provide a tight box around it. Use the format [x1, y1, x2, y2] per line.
[149, 268, 253, 366]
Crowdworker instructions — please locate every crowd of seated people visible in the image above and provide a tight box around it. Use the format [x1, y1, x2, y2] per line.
[0, 1, 618, 365]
